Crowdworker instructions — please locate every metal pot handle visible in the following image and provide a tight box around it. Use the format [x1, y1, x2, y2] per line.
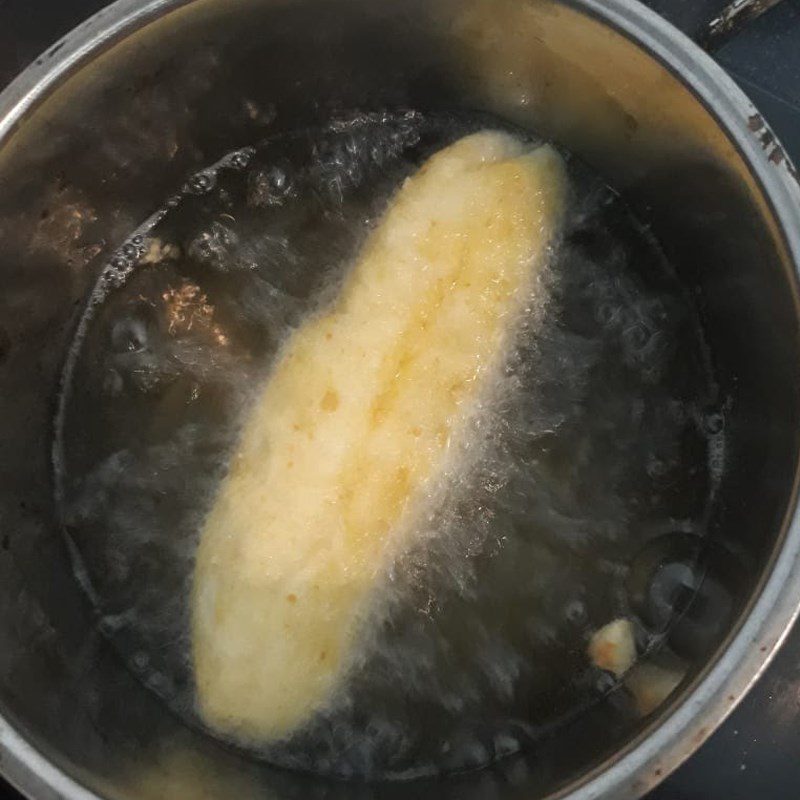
[671, 0, 788, 52]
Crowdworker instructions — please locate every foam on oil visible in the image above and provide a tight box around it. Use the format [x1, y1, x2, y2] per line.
[54, 111, 722, 780]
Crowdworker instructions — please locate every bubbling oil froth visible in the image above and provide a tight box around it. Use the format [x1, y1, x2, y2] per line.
[54, 110, 722, 780]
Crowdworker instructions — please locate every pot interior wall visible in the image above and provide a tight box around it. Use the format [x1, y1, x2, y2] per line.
[0, 0, 797, 798]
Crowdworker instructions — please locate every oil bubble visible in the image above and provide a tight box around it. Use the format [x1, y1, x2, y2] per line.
[187, 171, 216, 194]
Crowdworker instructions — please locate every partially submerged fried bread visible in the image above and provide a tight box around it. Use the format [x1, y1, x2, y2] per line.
[192, 131, 567, 742]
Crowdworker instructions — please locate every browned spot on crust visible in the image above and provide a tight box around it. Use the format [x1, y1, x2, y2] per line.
[320, 389, 339, 412]
[592, 640, 619, 672]
[286, 594, 297, 604]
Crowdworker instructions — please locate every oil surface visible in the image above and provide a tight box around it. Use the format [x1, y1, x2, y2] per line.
[54, 111, 722, 780]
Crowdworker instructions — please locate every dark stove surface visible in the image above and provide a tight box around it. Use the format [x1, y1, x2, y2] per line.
[1, 1, 799, 798]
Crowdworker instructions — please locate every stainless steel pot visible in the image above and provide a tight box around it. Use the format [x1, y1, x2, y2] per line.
[1, 1, 799, 798]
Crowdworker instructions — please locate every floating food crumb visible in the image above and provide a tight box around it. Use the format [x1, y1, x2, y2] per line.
[588, 618, 636, 678]
[625, 661, 685, 716]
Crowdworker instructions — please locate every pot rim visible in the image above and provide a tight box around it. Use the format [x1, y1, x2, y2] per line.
[0, 1, 799, 799]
